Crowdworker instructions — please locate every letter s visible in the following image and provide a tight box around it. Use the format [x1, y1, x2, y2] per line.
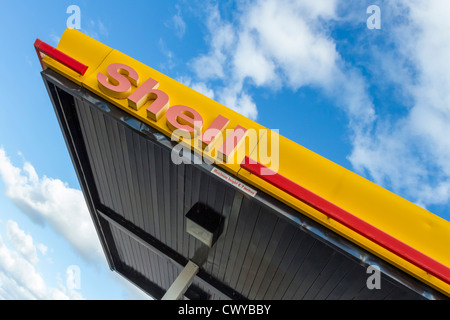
[97, 63, 139, 99]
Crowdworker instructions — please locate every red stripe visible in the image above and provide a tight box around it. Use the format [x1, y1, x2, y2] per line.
[240, 156, 450, 286]
[34, 39, 88, 75]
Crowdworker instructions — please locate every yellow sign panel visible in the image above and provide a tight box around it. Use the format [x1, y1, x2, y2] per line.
[41, 28, 450, 296]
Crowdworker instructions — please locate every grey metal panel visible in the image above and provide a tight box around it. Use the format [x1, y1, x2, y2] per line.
[286, 240, 333, 299]
[229, 199, 261, 289]
[246, 218, 289, 299]
[182, 164, 192, 257]
[76, 101, 112, 211]
[42, 69, 446, 300]
[216, 191, 243, 282]
[146, 141, 159, 239]
[176, 162, 185, 254]
[161, 147, 171, 247]
[254, 219, 297, 299]
[312, 253, 356, 300]
[99, 112, 127, 217]
[96, 111, 124, 216]
[209, 188, 236, 277]
[111, 223, 174, 291]
[189, 277, 231, 300]
[272, 233, 317, 299]
[126, 127, 144, 230]
[140, 138, 153, 236]
[296, 251, 344, 299]
[263, 229, 308, 299]
[239, 206, 278, 296]
[77, 95, 432, 300]
[133, 133, 150, 235]
[116, 122, 135, 224]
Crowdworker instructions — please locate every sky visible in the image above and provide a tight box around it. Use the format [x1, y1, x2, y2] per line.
[0, 0, 449, 299]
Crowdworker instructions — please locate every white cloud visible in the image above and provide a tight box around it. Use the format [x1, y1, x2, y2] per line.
[6, 220, 39, 265]
[186, 0, 373, 123]
[171, 5, 186, 39]
[158, 38, 176, 71]
[187, 0, 450, 214]
[82, 18, 109, 40]
[0, 229, 84, 300]
[240, 0, 338, 89]
[0, 234, 46, 299]
[177, 76, 215, 100]
[190, 8, 235, 80]
[233, 32, 276, 87]
[348, 0, 450, 210]
[0, 148, 103, 263]
[97, 19, 109, 38]
[216, 84, 258, 120]
[37, 243, 48, 256]
[0, 148, 151, 299]
[192, 54, 226, 80]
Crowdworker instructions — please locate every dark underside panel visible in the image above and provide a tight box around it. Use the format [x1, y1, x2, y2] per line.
[42, 68, 447, 300]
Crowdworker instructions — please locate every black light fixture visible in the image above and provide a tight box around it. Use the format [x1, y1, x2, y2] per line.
[185, 202, 222, 247]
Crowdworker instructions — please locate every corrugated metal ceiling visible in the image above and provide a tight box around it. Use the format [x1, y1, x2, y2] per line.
[42, 68, 446, 300]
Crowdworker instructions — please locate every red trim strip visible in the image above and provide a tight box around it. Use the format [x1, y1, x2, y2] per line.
[240, 156, 450, 286]
[34, 39, 88, 75]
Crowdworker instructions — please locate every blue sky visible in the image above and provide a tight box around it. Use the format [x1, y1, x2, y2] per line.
[0, 0, 449, 299]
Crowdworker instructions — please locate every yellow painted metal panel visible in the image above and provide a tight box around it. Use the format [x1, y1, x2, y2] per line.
[42, 28, 113, 85]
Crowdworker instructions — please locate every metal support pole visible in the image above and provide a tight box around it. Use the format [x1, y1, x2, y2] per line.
[162, 261, 199, 300]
